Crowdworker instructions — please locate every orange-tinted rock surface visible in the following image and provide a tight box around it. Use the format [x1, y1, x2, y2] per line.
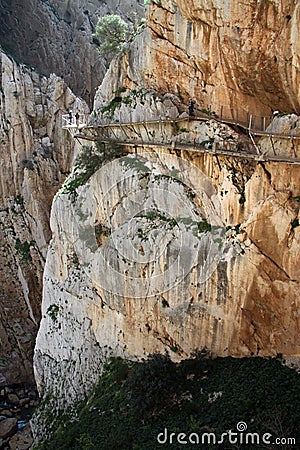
[146, 0, 300, 115]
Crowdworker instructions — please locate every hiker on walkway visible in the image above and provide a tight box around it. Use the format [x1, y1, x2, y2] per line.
[75, 111, 80, 127]
[68, 110, 73, 125]
[188, 99, 195, 117]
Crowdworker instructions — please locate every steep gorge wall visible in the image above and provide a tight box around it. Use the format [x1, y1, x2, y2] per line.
[0, 0, 144, 386]
[0, 51, 87, 386]
[33, 146, 300, 436]
[32, 0, 300, 438]
[96, 0, 300, 115]
[0, 0, 144, 104]
[149, 0, 300, 114]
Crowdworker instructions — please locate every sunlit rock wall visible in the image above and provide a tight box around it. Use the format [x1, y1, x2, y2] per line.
[95, 0, 300, 115]
[33, 146, 300, 438]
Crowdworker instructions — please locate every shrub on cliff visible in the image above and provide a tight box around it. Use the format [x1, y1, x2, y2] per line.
[93, 14, 146, 58]
[59, 142, 124, 200]
[36, 356, 300, 450]
[93, 14, 129, 57]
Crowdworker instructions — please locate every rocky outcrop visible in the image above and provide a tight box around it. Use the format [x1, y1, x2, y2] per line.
[95, 0, 300, 116]
[92, 83, 300, 159]
[0, 385, 37, 449]
[0, 0, 145, 104]
[0, 0, 147, 386]
[0, 418, 18, 440]
[31, 0, 300, 440]
[260, 114, 300, 158]
[149, 0, 300, 114]
[0, 50, 87, 386]
[32, 140, 300, 438]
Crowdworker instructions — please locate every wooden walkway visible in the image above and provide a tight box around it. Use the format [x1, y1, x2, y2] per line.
[74, 134, 300, 165]
[80, 115, 300, 140]
[62, 110, 300, 165]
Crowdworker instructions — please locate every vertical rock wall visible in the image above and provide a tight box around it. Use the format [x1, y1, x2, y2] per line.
[0, 0, 145, 104]
[96, 0, 300, 115]
[32, 146, 300, 440]
[147, 0, 300, 113]
[30, 0, 300, 440]
[0, 0, 145, 385]
[0, 51, 87, 386]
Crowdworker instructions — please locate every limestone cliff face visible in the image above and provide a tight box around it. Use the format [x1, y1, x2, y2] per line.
[32, 1, 300, 437]
[0, 0, 144, 104]
[149, 0, 300, 114]
[0, 51, 87, 386]
[95, 0, 300, 115]
[32, 144, 300, 437]
[0, 0, 145, 386]
[33, 148, 300, 436]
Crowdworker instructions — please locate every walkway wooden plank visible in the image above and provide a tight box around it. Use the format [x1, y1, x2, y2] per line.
[74, 135, 300, 165]
[83, 116, 300, 140]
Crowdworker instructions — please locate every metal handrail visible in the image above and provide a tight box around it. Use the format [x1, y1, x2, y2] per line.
[84, 106, 300, 138]
[74, 133, 300, 164]
[62, 114, 87, 129]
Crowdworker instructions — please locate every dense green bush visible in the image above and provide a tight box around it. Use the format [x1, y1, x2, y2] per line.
[93, 13, 146, 59]
[36, 355, 300, 450]
[93, 14, 129, 57]
[59, 141, 124, 199]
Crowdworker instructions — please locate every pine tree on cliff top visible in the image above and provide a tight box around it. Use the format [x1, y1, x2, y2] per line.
[93, 14, 129, 57]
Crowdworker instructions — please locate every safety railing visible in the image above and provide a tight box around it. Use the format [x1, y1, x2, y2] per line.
[214, 106, 272, 132]
[65, 105, 300, 140]
[62, 114, 87, 129]
[193, 106, 300, 138]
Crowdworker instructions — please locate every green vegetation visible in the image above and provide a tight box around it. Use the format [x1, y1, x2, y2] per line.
[59, 142, 123, 199]
[46, 304, 60, 322]
[291, 218, 300, 229]
[36, 354, 300, 450]
[226, 223, 242, 234]
[121, 155, 150, 174]
[134, 210, 212, 242]
[93, 14, 129, 57]
[100, 88, 149, 119]
[68, 250, 80, 269]
[227, 165, 247, 204]
[14, 194, 24, 206]
[15, 238, 34, 262]
[93, 14, 146, 58]
[187, 188, 196, 200]
[200, 108, 217, 117]
[276, 112, 290, 117]
[194, 218, 211, 234]
[200, 137, 215, 149]
[100, 95, 124, 117]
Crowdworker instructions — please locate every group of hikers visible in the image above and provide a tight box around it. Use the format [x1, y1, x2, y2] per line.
[68, 110, 80, 126]
[67, 100, 201, 127]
